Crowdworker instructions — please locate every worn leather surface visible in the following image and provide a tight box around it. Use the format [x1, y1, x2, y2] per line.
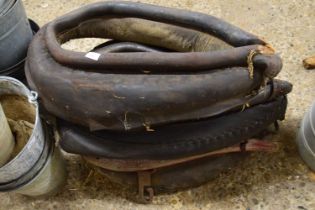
[26, 1, 285, 131]
[59, 96, 288, 159]
[24, 2, 293, 200]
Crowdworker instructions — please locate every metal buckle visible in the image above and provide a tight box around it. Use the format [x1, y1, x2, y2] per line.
[137, 170, 154, 203]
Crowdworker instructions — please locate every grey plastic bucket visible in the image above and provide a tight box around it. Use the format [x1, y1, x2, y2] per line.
[0, 0, 4, 9]
[0, 0, 14, 16]
[0, 76, 67, 197]
[0, 0, 33, 70]
[0, 19, 40, 80]
[296, 101, 315, 171]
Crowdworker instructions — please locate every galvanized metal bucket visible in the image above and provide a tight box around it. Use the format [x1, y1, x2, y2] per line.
[0, 120, 52, 192]
[15, 143, 67, 197]
[0, 76, 44, 183]
[296, 101, 315, 171]
[0, 76, 67, 197]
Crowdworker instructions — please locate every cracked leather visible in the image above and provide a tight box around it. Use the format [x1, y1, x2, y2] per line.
[59, 96, 288, 160]
[24, 2, 293, 199]
[25, 1, 287, 131]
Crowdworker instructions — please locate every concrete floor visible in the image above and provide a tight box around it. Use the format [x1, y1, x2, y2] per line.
[1, 0, 315, 209]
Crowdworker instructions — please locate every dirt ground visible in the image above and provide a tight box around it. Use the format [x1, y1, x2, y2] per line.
[1, 0, 315, 209]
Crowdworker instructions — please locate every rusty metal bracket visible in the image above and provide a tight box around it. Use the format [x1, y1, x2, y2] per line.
[137, 170, 154, 203]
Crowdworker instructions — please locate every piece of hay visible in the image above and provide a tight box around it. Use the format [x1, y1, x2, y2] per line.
[0, 95, 36, 123]
[7, 119, 34, 160]
[0, 95, 36, 160]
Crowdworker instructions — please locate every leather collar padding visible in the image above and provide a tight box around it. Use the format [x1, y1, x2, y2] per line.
[59, 96, 287, 160]
[26, 1, 283, 131]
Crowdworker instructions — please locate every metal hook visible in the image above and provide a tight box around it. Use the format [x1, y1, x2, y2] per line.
[28, 91, 38, 103]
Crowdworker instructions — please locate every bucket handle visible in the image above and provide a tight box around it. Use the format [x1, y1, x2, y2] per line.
[28, 91, 38, 103]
